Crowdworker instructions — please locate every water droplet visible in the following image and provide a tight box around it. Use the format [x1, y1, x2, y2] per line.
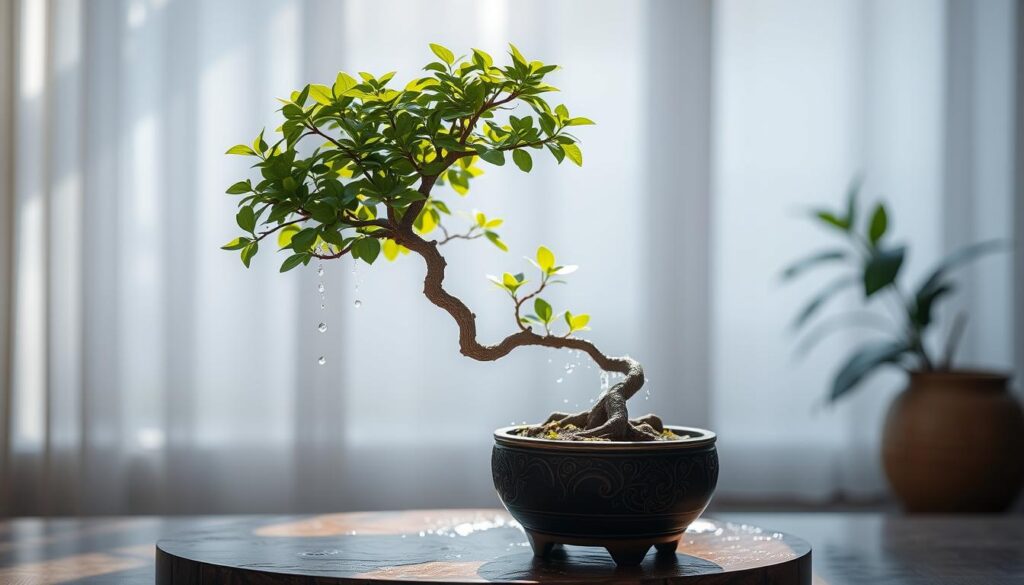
[600, 371, 610, 390]
[320, 303, 326, 310]
[317, 265, 324, 277]
[556, 378, 563, 384]
[317, 356, 326, 365]
[547, 358, 552, 363]
[318, 322, 328, 333]
[317, 283, 325, 293]
[353, 299, 362, 308]
[562, 398, 569, 404]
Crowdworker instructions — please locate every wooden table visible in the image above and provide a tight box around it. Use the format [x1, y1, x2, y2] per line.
[0, 511, 1021, 584]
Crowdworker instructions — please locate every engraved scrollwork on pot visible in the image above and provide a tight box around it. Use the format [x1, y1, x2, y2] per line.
[491, 447, 555, 505]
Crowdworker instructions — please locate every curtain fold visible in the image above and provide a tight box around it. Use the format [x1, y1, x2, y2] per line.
[0, 0, 1019, 515]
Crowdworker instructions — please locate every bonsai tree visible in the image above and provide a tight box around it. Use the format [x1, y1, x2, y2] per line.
[221, 44, 669, 442]
[782, 179, 1004, 402]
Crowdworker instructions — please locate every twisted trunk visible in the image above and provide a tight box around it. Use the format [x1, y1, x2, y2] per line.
[393, 227, 663, 441]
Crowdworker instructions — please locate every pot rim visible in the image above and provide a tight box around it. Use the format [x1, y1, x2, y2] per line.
[909, 369, 1010, 383]
[493, 425, 716, 452]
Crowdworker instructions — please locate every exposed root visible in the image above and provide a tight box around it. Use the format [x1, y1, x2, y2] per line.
[517, 360, 675, 442]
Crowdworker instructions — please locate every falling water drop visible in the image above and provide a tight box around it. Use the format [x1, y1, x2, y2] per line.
[317, 283, 325, 293]
[556, 378, 564, 384]
[320, 303, 326, 310]
[317, 263, 324, 277]
[353, 299, 362, 308]
[600, 371, 610, 391]
[318, 322, 328, 333]
[563, 398, 569, 404]
[317, 356, 326, 365]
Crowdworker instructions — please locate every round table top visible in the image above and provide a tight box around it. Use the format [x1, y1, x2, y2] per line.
[156, 509, 811, 584]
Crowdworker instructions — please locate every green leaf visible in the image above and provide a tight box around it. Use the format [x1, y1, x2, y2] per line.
[562, 142, 582, 166]
[534, 298, 553, 323]
[536, 246, 555, 272]
[483, 231, 507, 252]
[830, 341, 908, 402]
[813, 210, 850, 231]
[793, 275, 859, 329]
[566, 117, 595, 126]
[290, 228, 318, 252]
[221, 237, 249, 251]
[570, 313, 590, 331]
[382, 238, 400, 261]
[512, 149, 533, 172]
[863, 246, 905, 296]
[780, 249, 847, 281]
[280, 253, 307, 273]
[352, 237, 381, 264]
[501, 272, 523, 294]
[226, 180, 252, 195]
[226, 144, 256, 156]
[333, 72, 358, 96]
[236, 206, 256, 233]
[309, 84, 333, 105]
[845, 175, 862, 229]
[915, 240, 1007, 302]
[277, 224, 300, 249]
[509, 43, 527, 65]
[429, 43, 455, 66]
[868, 203, 887, 245]
[477, 148, 505, 166]
[240, 242, 258, 268]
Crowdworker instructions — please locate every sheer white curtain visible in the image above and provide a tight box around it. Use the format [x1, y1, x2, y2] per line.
[711, 0, 1019, 503]
[0, 0, 1019, 516]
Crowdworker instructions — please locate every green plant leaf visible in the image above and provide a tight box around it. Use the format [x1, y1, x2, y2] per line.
[845, 174, 862, 229]
[830, 341, 908, 402]
[308, 84, 333, 105]
[512, 149, 533, 172]
[477, 148, 505, 166]
[914, 240, 1007, 302]
[562, 143, 582, 166]
[226, 144, 256, 156]
[352, 237, 381, 264]
[566, 117, 595, 126]
[536, 246, 554, 272]
[221, 237, 249, 251]
[813, 210, 850, 231]
[333, 72, 358, 96]
[863, 246, 905, 296]
[868, 203, 887, 245]
[240, 242, 258, 268]
[236, 206, 256, 233]
[793, 275, 859, 329]
[429, 43, 455, 65]
[277, 224, 300, 249]
[534, 298, 552, 323]
[226, 180, 252, 195]
[485, 231, 508, 251]
[280, 253, 307, 273]
[780, 249, 847, 281]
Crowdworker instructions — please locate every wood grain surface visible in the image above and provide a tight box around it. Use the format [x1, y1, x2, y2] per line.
[155, 510, 810, 584]
[0, 511, 1021, 584]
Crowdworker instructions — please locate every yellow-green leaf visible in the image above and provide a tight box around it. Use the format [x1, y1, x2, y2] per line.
[226, 144, 256, 156]
[309, 84, 333, 105]
[429, 43, 455, 65]
[277, 224, 300, 249]
[570, 313, 590, 331]
[382, 238, 399, 261]
[333, 71, 358, 96]
[562, 143, 582, 166]
[536, 246, 555, 272]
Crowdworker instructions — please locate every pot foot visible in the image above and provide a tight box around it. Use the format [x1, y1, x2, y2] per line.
[525, 530, 558, 558]
[654, 539, 679, 554]
[605, 543, 652, 566]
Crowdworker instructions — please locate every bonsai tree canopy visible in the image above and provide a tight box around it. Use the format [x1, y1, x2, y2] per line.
[222, 44, 669, 442]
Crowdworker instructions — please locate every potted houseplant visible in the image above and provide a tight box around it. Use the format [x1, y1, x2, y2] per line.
[783, 181, 1024, 512]
[221, 44, 717, 565]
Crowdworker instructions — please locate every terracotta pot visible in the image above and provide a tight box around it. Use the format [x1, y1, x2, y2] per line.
[882, 370, 1024, 513]
[491, 425, 717, 566]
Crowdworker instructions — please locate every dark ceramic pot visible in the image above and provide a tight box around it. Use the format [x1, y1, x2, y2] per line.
[491, 425, 718, 566]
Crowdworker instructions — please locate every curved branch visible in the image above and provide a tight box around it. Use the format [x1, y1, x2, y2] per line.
[394, 228, 645, 404]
